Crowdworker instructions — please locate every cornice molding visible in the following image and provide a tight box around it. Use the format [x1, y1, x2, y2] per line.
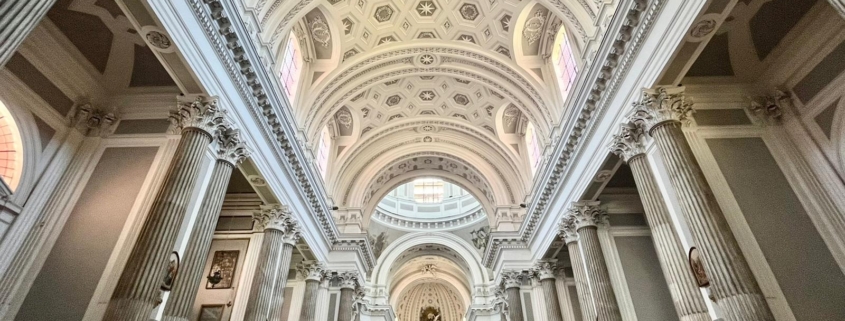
[483, 0, 660, 267]
[189, 0, 375, 271]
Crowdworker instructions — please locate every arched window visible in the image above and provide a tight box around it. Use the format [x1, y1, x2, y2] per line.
[525, 122, 541, 175]
[279, 32, 303, 103]
[552, 27, 578, 103]
[0, 100, 23, 191]
[316, 126, 331, 178]
[413, 178, 444, 203]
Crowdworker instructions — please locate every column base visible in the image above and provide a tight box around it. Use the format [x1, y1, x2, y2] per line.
[103, 298, 157, 321]
[679, 312, 712, 321]
[718, 293, 774, 321]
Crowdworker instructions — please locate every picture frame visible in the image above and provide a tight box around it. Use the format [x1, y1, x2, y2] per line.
[688, 247, 710, 287]
[161, 251, 180, 291]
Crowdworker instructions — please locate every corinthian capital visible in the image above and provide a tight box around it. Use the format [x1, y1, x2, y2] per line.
[68, 103, 118, 137]
[609, 122, 646, 163]
[297, 262, 327, 281]
[339, 271, 360, 290]
[628, 86, 694, 133]
[253, 205, 301, 244]
[500, 270, 523, 289]
[558, 215, 579, 244]
[532, 261, 557, 280]
[170, 95, 226, 136]
[215, 127, 249, 166]
[566, 201, 605, 230]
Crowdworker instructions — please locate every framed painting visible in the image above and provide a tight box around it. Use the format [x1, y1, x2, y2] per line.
[161, 251, 180, 291]
[206, 250, 239, 289]
[688, 247, 710, 287]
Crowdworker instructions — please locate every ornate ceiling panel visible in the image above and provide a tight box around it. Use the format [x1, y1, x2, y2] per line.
[327, 0, 526, 62]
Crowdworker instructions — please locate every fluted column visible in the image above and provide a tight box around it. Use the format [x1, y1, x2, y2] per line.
[532, 262, 563, 321]
[629, 86, 774, 320]
[558, 219, 595, 321]
[298, 263, 327, 321]
[0, 0, 56, 67]
[501, 271, 525, 321]
[104, 96, 224, 321]
[243, 205, 301, 321]
[565, 202, 622, 321]
[829, 1, 845, 19]
[337, 272, 359, 321]
[610, 122, 711, 321]
[162, 127, 248, 321]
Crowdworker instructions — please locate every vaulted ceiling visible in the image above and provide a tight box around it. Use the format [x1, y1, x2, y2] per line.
[245, 0, 612, 225]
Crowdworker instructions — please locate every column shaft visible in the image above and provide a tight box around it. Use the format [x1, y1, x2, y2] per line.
[300, 279, 321, 321]
[540, 278, 563, 321]
[578, 227, 622, 321]
[162, 161, 234, 321]
[567, 242, 595, 321]
[629, 156, 710, 321]
[505, 286, 524, 321]
[652, 122, 773, 320]
[243, 229, 286, 321]
[103, 129, 213, 321]
[267, 243, 295, 321]
[337, 287, 354, 321]
[0, 0, 55, 67]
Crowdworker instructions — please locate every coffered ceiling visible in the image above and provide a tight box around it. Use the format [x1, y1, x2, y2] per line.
[245, 0, 612, 228]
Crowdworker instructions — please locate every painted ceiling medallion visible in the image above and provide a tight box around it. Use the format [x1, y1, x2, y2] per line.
[417, 31, 437, 39]
[419, 54, 436, 65]
[336, 109, 353, 128]
[419, 91, 437, 101]
[458, 34, 476, 44]
[416, 1, 437, 17]
[309, 17, 331, 47]
[453, 94, 470, 105]
[374, 5, 394, 23]
[386, 95, 402, 106]
[342, 17, 355, 35]
[378, 36, 397, 45]
[523, 11, 546, 44]
[343, 49, 359, 61]
[459, 3, 479, 21]
[500, 15, 511, 32]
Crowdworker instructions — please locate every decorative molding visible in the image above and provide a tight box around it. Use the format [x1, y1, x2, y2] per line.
[747, 90, 788, 126]
[558, 215, 578, 244]
[567, 200, 605, 229]
[189, 0, 375, 271]
[532, 261, 557, 280]
[609, 122, 646, 163]
[68, 103, 119, 137]
[297, 262, 327, 281]
[169, 95, 226, 136]
[628, 86, 694, 133]
[484, 0, 660, 267]
[215, 127, 250, 165]
[500, 270, 523, 289]
[339, 271, 360, 290]
[253, 205, 301, 244]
